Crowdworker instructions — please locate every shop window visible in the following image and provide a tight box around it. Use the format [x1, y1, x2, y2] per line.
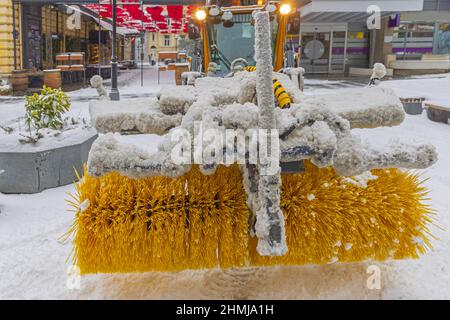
[392, 22, 435, 58]
[437, 23, 450, 54]
[346, 31, 370, 69]
[348, 31, 366, 40]
[164, 35, 170, 47]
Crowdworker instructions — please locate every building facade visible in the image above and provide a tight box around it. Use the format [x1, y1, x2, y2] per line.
[0, 0, 22, 75]
[297, 0, 450, 73]
[393, 0, 450, 58]
[0, 0, 131, 77]
[147, 32, 184, 63]
[2, 0, 450, 77]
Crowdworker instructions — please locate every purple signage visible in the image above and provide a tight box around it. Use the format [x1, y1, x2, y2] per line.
[388, 14, 401, 28]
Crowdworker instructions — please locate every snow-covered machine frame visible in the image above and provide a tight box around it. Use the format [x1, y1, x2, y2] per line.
[75, 11, 438, 272]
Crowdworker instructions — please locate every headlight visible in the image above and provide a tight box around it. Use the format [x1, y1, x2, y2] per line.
[195, 9, 207, 21]
[279, 3, 292, 15]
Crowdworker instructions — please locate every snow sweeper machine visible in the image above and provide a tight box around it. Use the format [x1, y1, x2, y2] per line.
[68, 1, 438, 275]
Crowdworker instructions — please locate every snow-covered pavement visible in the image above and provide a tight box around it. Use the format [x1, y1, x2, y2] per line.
[1, 71, 450, 299]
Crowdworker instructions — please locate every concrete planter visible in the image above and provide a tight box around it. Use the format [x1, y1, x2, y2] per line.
[425, 101, 450, 124]
[400, 98, 425, 115]
[0, 130, 98, 194]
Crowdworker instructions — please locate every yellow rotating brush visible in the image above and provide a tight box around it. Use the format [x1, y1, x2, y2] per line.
[68, 162, 433, 274]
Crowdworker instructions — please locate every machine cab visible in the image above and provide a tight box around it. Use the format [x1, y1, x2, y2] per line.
[190, 1, 298, 74]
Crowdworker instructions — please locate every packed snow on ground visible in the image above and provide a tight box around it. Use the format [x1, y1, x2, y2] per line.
[0, 70, 450, 299]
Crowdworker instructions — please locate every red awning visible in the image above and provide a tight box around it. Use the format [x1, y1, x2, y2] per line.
[84, 1, 195, 33]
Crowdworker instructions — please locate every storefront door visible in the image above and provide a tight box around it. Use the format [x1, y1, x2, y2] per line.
[22, 4, 43, 70]
[300, 24, 347, 74]
[301, 32, 330, 73]
[329, 31, 347, 73]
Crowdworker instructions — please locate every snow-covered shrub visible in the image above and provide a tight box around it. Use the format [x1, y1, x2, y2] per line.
[90, 75, 108, 99]
[25, 86, 70, 130]
[0, 77, 12, 96]
[372, 63, 387, 80]
[369, 63, 387, 86]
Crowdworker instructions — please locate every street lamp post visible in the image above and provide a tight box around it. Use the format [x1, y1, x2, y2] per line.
[109, 0, 120, 101]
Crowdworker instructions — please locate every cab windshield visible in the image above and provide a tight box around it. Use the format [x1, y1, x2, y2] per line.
[206, 13, 278, 74]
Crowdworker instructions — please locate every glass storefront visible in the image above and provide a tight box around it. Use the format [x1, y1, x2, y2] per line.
[346, 30, 369, 69]
[436, 23, 450, 54]
[299, 24, 348, 74]
[299, 18, 449, 74]
[299, 24, 370, 74]
[392, 22, 435, 59]
[392, 21, 450, 58]
[300, 31, 331, 73]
